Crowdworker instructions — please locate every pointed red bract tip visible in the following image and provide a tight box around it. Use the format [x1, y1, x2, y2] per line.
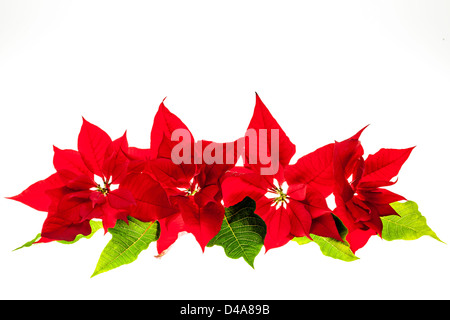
[156, 100, 178, 123]
[351, 124, 370, 140]
[253, 92, 265, 109]
[158, 98, 170, 112]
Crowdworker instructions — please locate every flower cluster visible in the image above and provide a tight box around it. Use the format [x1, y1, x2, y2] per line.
[9, 93, 440, 275]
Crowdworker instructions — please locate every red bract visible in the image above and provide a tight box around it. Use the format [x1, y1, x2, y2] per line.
[285, 126, 368, 198]
[333, 146, 415, 252]
[222, 94, 342, 251]
[9, 119, 138, 241]
[131, 101, 242, 252]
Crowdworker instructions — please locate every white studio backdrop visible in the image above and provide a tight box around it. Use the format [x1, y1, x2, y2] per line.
[1, 0, 449, 299]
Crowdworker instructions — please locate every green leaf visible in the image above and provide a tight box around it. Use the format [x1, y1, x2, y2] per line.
[13, 233, 41, 251]
[292, 237, 312, 246]
[13, 220, 103, 251]
[382, 201, 442, 242]
[91, 217, 160, 277]
[309, 235, 359, 262]
[207, 197, 266, 268]
[293, 215, 359, 262]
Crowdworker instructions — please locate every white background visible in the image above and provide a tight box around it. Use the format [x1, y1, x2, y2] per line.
[1, 0, 450, 300]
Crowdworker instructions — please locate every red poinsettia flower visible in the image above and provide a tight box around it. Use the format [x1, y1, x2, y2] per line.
[9, 119, 139, 241]
[125, 100, 242, 253]
[222, 94, 343, 251]
[333, 146, 415, 252]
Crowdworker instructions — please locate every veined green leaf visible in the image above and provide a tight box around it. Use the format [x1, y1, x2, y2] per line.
[309, 234, 359, 262]
[383, 201, 442, 242]
[207, 197, 266, 268]
[13, 220, 103, 251]
[293, 215, 359, 262]
[91, 217, 160, 277]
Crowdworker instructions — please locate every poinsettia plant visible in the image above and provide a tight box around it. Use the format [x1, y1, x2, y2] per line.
[8, 93, 442, 276]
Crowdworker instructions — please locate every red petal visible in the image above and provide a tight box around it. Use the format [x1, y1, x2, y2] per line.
[127, 146, 151, 160]
[41, 197, 93, 241]
[374, 203, 400, 217]
[56, 195, 92, 221]
[357, 188, 406, 205]
[66, 190, 94, 201]
[336, 126, 367, 183]
[150, 100, 195, 160]
[53, 146, 93, 178]
[124, 147, 151, 174]
[245, 94, 296, 180]
[34, 236, 55, 244]
[178, 197, 224, 251]
[347, 197, 372, 223]
[310, 214, 342, 241]
[362, 209, 384, 235]
[333, 149, 356, 203]
[196, 139, 243, 188]
[157, 212, 185, 254]
[302, 185, 332, 219]
[264, 231, 292, 252]
[286, 183, 307, 201]
[359, 147, 415, 185]
[333, 195, 377, 234]
[333, 203, 360, 233]
[45, 187, 69, 212]
[7, 173, 65, 212]
[77, 118, 113, 178]
[90, 192, 107, 206]
[65, 174, 97, 190]
[41, 217, 92, 242]
[120, 172, 177, 221]
[97, 201, 128, 232]
[333, 127, 367, 197]
[285, 126, 367, 197]
[194, 185, 220, 208]
[346, 228, 377, 253]
[347, 125, 368, 141]
[286, 200, 312, 238]
[221, 167, 270, 207]
[102, 132, 129, 184]
[107, 188, 136, 209]
[285, 144, 334, 197]
[147, 158, 195, 189]
[356, 179, 397, 189]
[255, 197, 292, 251]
